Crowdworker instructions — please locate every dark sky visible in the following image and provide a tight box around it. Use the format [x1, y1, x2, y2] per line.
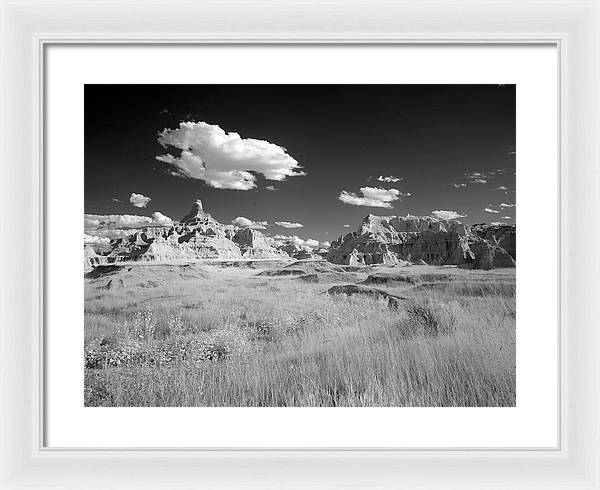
[85, 84, 515, 242]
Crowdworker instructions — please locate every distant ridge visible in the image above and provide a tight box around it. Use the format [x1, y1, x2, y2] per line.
[327, 214, 515, 269]
[85, 199, 292, 271]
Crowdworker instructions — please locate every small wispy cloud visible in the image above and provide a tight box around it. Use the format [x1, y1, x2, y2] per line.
[343, 224, 351, 228]
[465, 171, 489, 184]
[377, 175, 403, 183]
[275, 221, 303, 229]
[455, 169, 511, 188]
[484, 207, 500, 214]
[499, 202, 516, 208]
[502, 216, 512, 219]
[265, 186, 277, 191]
[431, 210, 467, 220]
[129, 193, 152, 208]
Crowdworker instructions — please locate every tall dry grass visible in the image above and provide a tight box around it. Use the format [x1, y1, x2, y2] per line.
[84, 266, 515, 407]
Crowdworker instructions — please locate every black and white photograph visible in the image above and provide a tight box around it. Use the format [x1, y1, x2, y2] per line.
[84, 84, 516, 407]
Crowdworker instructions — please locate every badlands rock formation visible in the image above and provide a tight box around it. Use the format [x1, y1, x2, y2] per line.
[84, 245, 102, 272]
[326, 214, 516, 269]
[85, 201, 516, 272]
[471, 223, 516, 260]
[85, 200, 289, 270]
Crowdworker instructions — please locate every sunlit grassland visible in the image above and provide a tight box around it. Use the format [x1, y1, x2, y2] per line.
[84, 265, 516, 407]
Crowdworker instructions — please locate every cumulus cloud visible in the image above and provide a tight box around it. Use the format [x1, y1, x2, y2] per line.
[273, 234, 301, 246]
[84, 212, 173, 230]
[499, 202, 515, 208]
[272, 234, 320, 248]
[156, 121, 305, 190]
[320, 241, 331, 248]
[152, 211, 173, 226]
[275, 221, 303, 228]
[231, 217, 268, 229]
[431, 210, 467, 220]
[84, 233, 111, 246]
[85, 214, 153, 230]
[377, 175, 403, 183]
[85, 229, 133, 240]
[338, 187, 402, 208]
[490, 221, 507, 226]
[451, 183, 467, 188]
[129, 193, 152, 208]
[484, 207, 500, 214]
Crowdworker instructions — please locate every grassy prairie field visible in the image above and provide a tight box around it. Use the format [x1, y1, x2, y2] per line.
[84, 261, 516, 407]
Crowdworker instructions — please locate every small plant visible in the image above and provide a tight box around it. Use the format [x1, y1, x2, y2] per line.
[166, 313, 186, 336]
[242, 318, 277, 341]
[85, 337, 130, 368]
[129, 307, 157, 340]
[112, 307, 157, 340]
[197, 325, 250, 361]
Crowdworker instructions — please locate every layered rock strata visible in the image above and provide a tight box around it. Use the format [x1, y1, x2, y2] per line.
[326, 214, 516, 269]
[85, 200, 289, 269]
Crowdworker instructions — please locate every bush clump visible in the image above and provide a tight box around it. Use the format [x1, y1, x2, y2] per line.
[84, 307, 250, 369]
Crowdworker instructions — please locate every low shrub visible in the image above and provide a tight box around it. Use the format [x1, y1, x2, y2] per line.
[84, 309, 251, 369]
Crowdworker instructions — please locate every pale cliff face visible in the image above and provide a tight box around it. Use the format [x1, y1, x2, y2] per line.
[327, 214, 515, 269]
[358, 214, 471, 236]
[85, 200, 290, 267]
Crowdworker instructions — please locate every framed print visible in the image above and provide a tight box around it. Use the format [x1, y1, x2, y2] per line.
[45, 44, 557, 450]
[1, 0, 599, 488]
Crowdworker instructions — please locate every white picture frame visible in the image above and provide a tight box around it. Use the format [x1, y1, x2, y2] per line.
[1, 0, 599, 488]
